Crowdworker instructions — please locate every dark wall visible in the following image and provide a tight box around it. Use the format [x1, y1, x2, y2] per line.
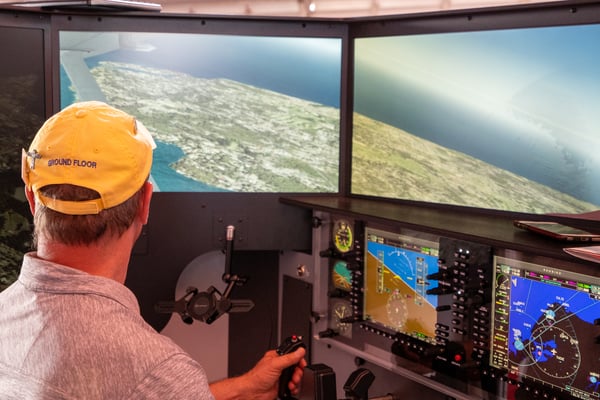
[0, 13, 49, 292]
[126, 192, 313, 331]
[227, 250, 280, 377]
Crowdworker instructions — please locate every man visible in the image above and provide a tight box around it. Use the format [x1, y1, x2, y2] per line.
[0, 101, 306, 399]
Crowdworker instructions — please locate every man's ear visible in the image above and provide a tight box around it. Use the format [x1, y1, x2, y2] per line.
[25, 187, 36, 216]
[138, 181, 153, 225]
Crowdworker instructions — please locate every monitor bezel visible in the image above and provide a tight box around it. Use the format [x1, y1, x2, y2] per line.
[489, 252, 600, 397]
[362, 224, 441, 344]
[347, 0, 600, 229]
[50, 12, 350, 195]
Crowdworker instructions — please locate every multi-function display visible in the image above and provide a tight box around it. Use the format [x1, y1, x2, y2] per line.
[491, 256, 600, 399]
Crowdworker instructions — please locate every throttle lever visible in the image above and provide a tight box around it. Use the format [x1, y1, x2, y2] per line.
[276, 335, 306, 399]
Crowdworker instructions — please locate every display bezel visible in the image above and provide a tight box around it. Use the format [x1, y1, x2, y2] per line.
[348, 1, 600, 228]
[490, 254, 600, 399]
[51, 14, 348, 195]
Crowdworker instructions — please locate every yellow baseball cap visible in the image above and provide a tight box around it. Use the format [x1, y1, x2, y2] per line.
[22, 101, 156, 215]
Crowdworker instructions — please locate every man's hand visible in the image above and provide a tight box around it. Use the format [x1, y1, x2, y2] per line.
[210, 346, 307, 400]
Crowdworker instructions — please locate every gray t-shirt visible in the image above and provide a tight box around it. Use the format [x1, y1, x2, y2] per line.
[0, 253, 215, 400]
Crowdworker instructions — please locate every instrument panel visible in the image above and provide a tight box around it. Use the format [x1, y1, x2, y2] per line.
[318, 215, 600, 400]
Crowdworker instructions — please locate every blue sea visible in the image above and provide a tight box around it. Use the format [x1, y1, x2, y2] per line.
[152, 141, 227, 192]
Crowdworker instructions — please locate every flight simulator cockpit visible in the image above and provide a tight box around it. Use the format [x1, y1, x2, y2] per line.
[1, 0, 600, 399]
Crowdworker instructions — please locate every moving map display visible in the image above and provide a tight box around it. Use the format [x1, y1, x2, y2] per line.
[363, 227, 439, 344]
[491, 256, 600, 399]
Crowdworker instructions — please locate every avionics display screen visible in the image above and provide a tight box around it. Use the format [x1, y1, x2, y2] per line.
[332, 260, 352, 292]
[490, 256, 600, 399]
[59, 31, 342, 193]
[352, 23, 600, 215]
[363, 227, 439, 344]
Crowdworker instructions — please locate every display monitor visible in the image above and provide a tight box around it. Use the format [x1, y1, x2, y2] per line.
[490, 256, 600, 399]
[352, 22, 600, 216]
[59, 30, 342, 193]
[363, 226, 440, 344]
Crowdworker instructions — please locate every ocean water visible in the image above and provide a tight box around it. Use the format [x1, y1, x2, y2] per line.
[152, 141, 227, 192]
[60, 66, 75, 109]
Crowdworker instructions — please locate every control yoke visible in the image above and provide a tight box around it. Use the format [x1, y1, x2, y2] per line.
[155, 225, 255, 325]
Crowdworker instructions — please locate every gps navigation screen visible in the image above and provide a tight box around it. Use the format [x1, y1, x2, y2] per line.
[363, 227, 439, 344]
[491, 256, 600, 399]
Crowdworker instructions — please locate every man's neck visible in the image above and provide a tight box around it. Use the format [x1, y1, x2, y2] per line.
[35, 228, 136, 284]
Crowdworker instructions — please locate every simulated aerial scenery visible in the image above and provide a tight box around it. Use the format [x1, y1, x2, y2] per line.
[352, 24, 600, 215]
[60, 32, 342, 192]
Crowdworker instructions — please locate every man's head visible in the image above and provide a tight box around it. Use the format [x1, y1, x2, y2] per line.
[22, 101, 155, 246]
